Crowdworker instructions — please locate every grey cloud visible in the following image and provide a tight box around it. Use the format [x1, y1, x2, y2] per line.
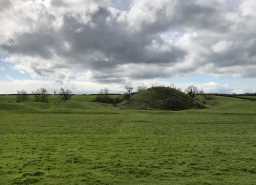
[51, 0, 111, 8]
[58, 8, 186, 81]
[174, 2, 230, 32]
[112, 0, 132, 10]
[2, 3, 186, 82]
[3, 31, 60, 59]
[0, 0, 11, 10]
[128, 0, 232, 36]
[51, 0, 67, 7]
[2, 0, 256, 82]
[197, 21, 256, 75]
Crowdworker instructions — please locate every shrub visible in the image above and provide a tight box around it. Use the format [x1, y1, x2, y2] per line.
[95, 94, 122, 105]
[95, 89, 122, 105]
[16, 90, 29, 103]
[33, 88, 49, 103]
[59, 88, 73, 101]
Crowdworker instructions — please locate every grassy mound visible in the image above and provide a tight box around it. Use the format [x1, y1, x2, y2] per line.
[128, 86, 201, 110]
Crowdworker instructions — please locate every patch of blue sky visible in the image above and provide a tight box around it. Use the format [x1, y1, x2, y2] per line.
[162, 74, 225, 85]
[160, 73, 256, 93]
[112, 0, 132, 10]
[0, 59, 31, 80]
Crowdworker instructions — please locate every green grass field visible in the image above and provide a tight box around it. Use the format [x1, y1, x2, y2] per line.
[1, 95, 256, 185]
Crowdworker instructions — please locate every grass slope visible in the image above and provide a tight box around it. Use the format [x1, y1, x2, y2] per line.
[0, 95, 256, 184]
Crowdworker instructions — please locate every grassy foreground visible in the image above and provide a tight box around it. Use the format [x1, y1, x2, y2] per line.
[0, 95, 256, 185]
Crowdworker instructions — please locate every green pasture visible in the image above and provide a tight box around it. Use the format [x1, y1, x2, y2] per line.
[0, 95, 256, 184]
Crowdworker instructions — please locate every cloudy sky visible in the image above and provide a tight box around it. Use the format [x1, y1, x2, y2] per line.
[0, 0, 256, 94]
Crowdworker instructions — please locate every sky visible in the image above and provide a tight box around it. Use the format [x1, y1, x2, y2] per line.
[0, 0, 256, 94]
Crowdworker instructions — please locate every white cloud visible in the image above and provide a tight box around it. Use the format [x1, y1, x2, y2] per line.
[212, 41, 233, 53]
[0, 0, 256, 93]
[0, 79, 123, 94]
[240, 0, 256, 17]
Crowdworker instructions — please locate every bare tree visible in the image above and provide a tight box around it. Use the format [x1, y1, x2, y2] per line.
[59, 88, 73, 101]
[16, 90, 29, 103]
[170, 83, 176, 89]
[100, 88, 109, 95]
[33, 88, 49, 103]
[185, 85, 199, 98]
[53, 89, 57, 96]
[95, 88, 113, 103]
[125, 85, 133, 99]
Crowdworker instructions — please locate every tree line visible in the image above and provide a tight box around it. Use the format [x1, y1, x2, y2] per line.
[16, 88, 73, 103]
[16, 85, 203, 104]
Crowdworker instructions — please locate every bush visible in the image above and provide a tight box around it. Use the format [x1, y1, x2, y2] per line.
[33, 88, 49, 103]
[16, 90, 29, 103]
[95, 94, 122, 105]
[59, 88, 73, 101]
[95, 89, 123, 105]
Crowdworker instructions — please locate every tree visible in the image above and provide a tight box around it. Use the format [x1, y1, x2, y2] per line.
[125, 85, 133, 100]
[59, 88, 73, 101]
[185, 85, 199, 98]
[33, 88, 49, 103]
[16, 90, 29, 103]
[53, 89, 57, 96]
[100, 88, 109, 95]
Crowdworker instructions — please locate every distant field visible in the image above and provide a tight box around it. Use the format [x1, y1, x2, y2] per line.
[1, 95, 256, 185]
